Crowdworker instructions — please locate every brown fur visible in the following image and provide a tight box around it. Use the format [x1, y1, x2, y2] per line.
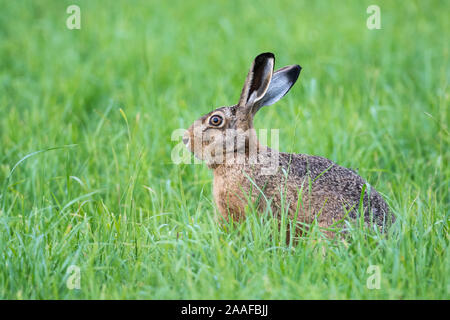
[184, 53, 394, 237]
[211, 150, 393, 235]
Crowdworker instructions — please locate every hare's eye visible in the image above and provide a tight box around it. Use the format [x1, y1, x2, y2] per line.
[209, 115, 223, 127]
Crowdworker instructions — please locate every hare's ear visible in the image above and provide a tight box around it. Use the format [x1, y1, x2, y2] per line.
[238, 52, 275, 112]
[252, 64, 301, 114]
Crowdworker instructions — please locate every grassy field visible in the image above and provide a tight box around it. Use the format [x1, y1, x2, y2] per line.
[0, 0, 448, 299]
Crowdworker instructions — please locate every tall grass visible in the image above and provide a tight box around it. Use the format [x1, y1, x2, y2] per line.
[0, 0, 448, 299]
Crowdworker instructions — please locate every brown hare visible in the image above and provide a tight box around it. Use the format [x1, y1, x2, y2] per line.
[183, 52, 394, 236]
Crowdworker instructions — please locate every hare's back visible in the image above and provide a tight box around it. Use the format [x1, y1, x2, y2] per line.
[279, 152, 391, 225]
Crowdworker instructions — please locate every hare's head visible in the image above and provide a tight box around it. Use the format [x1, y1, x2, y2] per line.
[184, 52, 301, 165]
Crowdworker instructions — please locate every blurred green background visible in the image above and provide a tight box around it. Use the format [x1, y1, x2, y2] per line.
[0, 0, 448, 299]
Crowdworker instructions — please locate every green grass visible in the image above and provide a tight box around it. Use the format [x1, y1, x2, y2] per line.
[0, 0, 448, 299]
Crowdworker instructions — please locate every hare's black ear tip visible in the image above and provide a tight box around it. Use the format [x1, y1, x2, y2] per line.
[255, 52, 275, 62]
[291, 65, 302, 81]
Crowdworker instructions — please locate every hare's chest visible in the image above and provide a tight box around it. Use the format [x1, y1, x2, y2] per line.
[212, 168, 250, 221]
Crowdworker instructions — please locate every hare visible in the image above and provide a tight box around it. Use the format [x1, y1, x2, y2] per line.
[183, 52, 394, 236]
